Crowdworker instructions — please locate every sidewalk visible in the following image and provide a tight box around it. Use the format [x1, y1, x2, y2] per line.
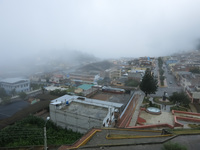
[189, 103, 198, 113]
[129, 93, 145, 126]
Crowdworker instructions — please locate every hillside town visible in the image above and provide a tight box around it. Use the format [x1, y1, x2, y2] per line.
[1, 50, 200, 149]
[2, 0, 200, 149]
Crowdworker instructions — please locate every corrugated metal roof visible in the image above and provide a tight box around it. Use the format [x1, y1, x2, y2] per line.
[78, 84, 93, 90]
[0, 78, 29, 84]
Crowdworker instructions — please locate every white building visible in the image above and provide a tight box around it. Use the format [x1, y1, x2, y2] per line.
[49, 95, 123, 133]
[0, 78, 30, 94]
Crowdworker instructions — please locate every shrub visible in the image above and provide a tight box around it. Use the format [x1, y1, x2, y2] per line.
[143, 97, 149, 104]
[170, 106, 188, 111]
[0, 115, 83, 147]
[149, 101, 153, 107]
[162, 141, 187, 150]
[169, 92, 190, 107]
[188, 124, 200, 129]
[153, 97, 173, 105]
[144, 102, 160, 109]
[18, 92, 27, 99]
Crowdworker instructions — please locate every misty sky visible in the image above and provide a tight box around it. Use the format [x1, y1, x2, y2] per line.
[1, 0, 200, 60]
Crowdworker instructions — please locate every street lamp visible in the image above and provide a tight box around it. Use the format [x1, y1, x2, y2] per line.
[44, 116, 50, 150]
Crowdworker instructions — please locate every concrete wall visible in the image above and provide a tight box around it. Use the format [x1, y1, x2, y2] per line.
[50, 105, 103, 133]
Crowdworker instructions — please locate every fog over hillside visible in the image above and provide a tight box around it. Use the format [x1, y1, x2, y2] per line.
[0, 50, 98, 77]
[1, 0, 200, 77]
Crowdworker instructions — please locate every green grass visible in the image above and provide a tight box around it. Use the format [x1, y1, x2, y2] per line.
[162, 141, 187, 150]
[143, 97, 149, 104]
[188, 124, 200, 129]
[169, 128, 200, 135]
[153, 97, 174, 105]
[143, 101, 161, 109]
[170, 106, 188, 111]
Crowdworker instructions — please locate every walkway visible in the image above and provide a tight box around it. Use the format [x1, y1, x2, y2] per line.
[117, 94, 138, 128]
[129, 93, 144, 126]
[139, 111, 174, 126]
[189, 103, 197, 113]
[58, 128, 101, 150]
[194, 103, 200, 113]
[117, 91, 145, 128]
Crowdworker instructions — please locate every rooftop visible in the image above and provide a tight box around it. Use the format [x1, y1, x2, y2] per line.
[61, 102, 108, 119]
[50, 95, 123, 109]
[0, 78, 29, 84]
[78, 84, 94, 90]
[45, 86, 67, 91]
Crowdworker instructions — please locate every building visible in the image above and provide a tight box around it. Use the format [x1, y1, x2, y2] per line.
[49, 95, 123, 133]
[138, 57, 155, 68]
[0, 78, 30, 94]
[128, 69, 144, 81]
[102, 86, 125, 94]
[44, 85, 68, 92]
[166, 59, 178, 65]
[49, 74, 65, 84]
[69, 73, 100, 84]
[105, 68, 122, 79]
[74, 84, 94, 96]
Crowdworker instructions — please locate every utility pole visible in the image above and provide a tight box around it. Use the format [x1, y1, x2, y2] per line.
[44, 116, 50, 150]
[44, 126, 47, 150]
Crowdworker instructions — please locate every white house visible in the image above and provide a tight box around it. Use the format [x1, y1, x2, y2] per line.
[49, 95, 123, 133]
[0, 78, 30, 94]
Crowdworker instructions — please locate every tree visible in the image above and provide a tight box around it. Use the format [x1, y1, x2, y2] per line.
[139, 68, 158, 97]
[41, 86, 45, 94]
[11, 89, 16, 96]
[50, 89, 67, 96]
[158, 57, 163, 68]
[0, 88, 7, 98]
[1, 97, 11, 104]
[18, 92, 27, 99]
[189, 67, 200, 74]
[159, 68, 164, 76]
[169, 91, 190, 107]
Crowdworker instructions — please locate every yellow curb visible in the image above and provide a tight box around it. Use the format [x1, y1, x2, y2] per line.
[101, 128, 162, 133]
[106, 134, 173, 140]
[68, 129, 101, 149]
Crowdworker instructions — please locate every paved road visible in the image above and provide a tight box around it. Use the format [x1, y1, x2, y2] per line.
[0, 100, 30, 120]
[80, 129, 200, 150]
[152, 62, 183, 97]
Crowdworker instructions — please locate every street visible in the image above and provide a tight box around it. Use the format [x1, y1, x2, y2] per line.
[152, 61, 183, 97]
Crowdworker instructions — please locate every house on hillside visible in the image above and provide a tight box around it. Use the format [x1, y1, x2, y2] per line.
[0, 78, 30, 94]
[74, 84, 94, 96]
[49, 74, 65, 84]
[105, 68, 122, 80]
[69, 73, 100, 85]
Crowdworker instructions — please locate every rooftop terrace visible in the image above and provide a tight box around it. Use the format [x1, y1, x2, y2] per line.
[61, 102, 108, 119]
